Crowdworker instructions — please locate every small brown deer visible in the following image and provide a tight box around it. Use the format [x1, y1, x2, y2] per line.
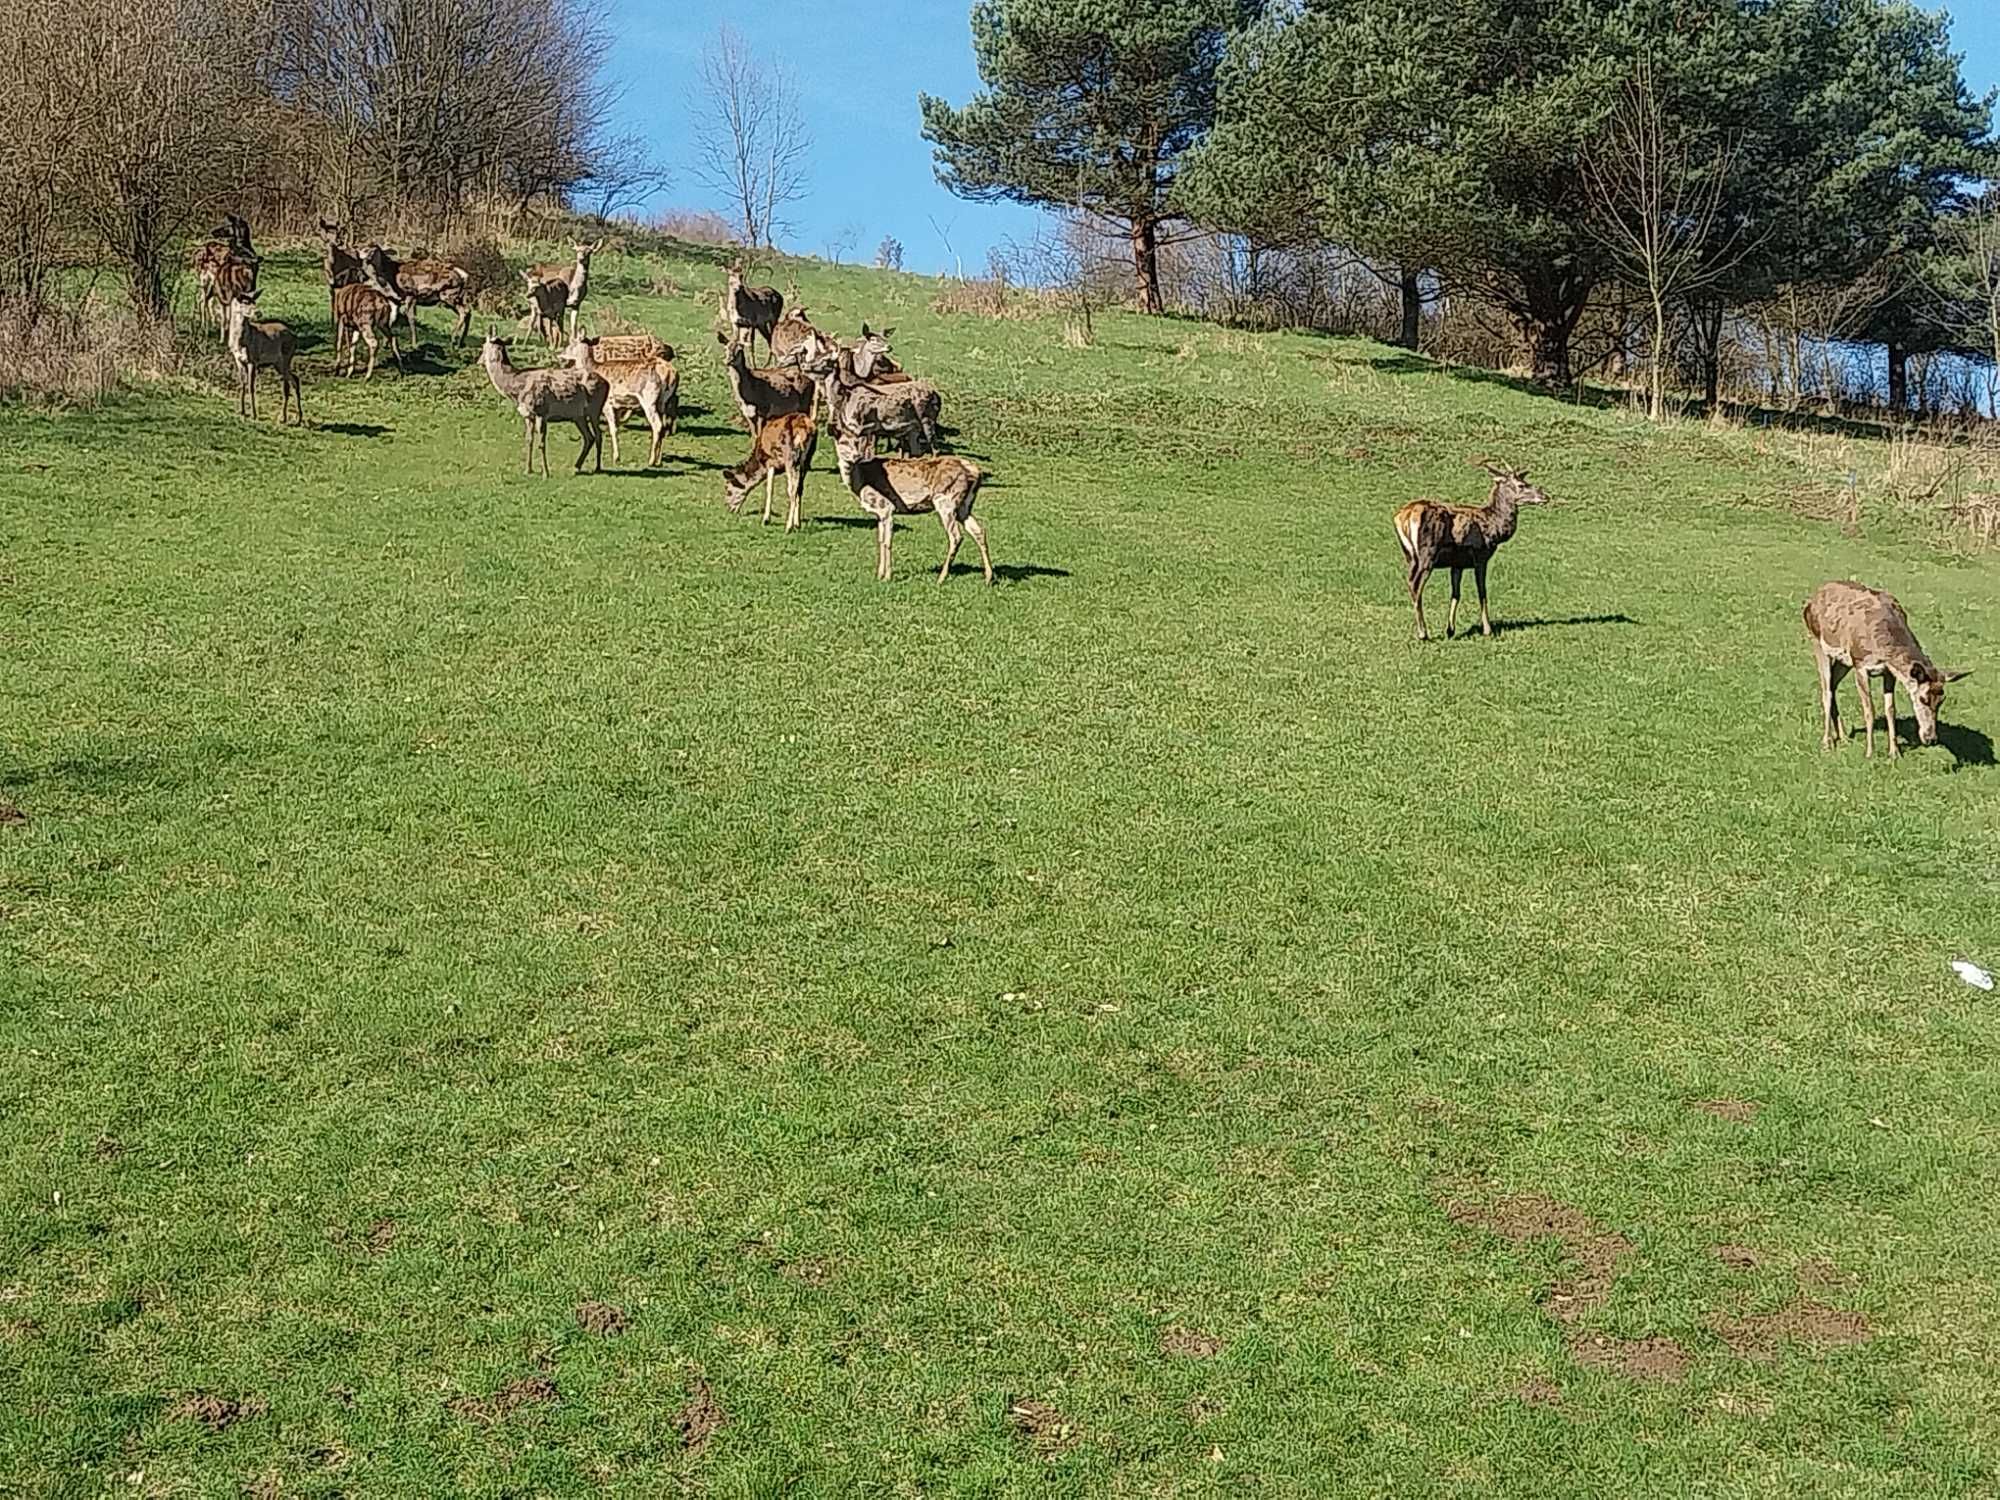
[224, 296, 301, 425]
[831, 432, 992, 583]
[1804, 580, 1968, 757]
[1392, 462, 1550, 640]
[332, 283, 404, 378]
[560, 333, 678, 467]
[723, 413, 818, 530]
[717, 331, 813, 436]
[192, 215, 257, 339]
[723, 265, 784, 361]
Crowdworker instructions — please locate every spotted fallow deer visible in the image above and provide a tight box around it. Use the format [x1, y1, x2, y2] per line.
[1392, 462, 1551, 640]
[1804, 580, 1968, 757]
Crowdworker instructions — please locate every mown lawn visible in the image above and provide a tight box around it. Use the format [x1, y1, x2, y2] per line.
[3, 240, 1998, 1497]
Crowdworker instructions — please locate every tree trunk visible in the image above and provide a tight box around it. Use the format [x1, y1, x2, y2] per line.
[1515, 265, 1591, 388]
[1398, 267, 1421, 350]
[1692, 298, 1725, 410]
[1649, 292, 1667, 421]
[1886, 342, 1908, 416]
[1130, 217, 1161, 315]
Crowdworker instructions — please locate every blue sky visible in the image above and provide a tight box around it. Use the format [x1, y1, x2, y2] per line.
[604, 2, 2000, 272]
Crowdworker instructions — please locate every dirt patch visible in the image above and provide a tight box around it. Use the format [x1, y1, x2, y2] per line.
[1159, 1327, 1223, 1359]
[1, 1317, 41, 1342]
[448, 1375, 557, 1424]
[1514, 1376, 1564, 1406]
[365, 1218, 397, 1255]
[1569, 1334, 1691, 1382]
[1693, 1098, 1761, 1124]
[779, 1257, 831, 1287]
[1185, 1395, 1222, 1426]
[1714, 1244, 1762, 1271]
[244, 1474, 282, 1499]
[0, 797, 25, 826]
[676, 1378, 725, 1454]
[91, 1134, 124, 1161]
[327, 1384, 356, 1409]
[1449, 1193, 1633, 1323]
[575, 1300, 629, 1336]
[168, 1393, 269, 1432]
[1711, 1300, 1872, 1361]
[1797, 1257, 1853, 1292]
[1007, 1396, 1081, 1458]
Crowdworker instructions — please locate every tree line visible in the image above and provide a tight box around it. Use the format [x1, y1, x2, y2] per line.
[0, 0, 649, 321]
[921, 0, 1999, 415]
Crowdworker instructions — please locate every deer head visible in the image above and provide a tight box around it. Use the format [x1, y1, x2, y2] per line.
[1908, 664, 1971, 746]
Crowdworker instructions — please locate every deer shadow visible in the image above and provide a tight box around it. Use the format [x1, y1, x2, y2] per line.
[990, 563, 1071, 584]
[1487, 613, 1639, 633]
[1934, 721, 1994, 767]
[315, 421, 390, 439]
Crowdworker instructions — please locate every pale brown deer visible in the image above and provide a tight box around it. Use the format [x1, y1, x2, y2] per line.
[1804, 580, 1969, 757]
[1392, 463, 1550, 640]
[332, 283, 404, 378]
[223, 296, 301, 425]
[522, 241, 599, 345]
[480, 331, 609, 477]
[830, 432, 991, 584]
[560, 334, 678, 467]
[723, 413, 818, 530]
[717, 331, 813, 436]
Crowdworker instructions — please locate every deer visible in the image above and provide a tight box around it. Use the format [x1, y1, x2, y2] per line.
[723, 413, 818, 530]
[480, 330, 608, 477]
[192, 215, 257, 340]
[800, 334, 941, 456]
[723, 265, 784, 361]
[223, 296, 302, 425]
[768, 308, 821, 367]
[522, 240, 599, 346]
[1392, 462, 1551, 641]
[717, 331, 813, 437]
[830, 431, 992, 584]
[560, 333, 678, 467]
[852, 322, 909, 382]
[1804, 580, 1969, 758]
[332, 283, 404, 378]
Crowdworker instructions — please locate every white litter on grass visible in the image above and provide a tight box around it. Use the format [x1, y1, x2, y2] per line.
[1952, 960, 1995, 991]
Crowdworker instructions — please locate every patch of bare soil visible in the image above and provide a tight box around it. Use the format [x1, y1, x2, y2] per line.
[448, 1375, 557, 1423]
[1449, 1193, 1633, 1322]
[1159, 1327, 1223, 1359]
[1007, 1396, 1080, 1458]
[1711, 1300, 1872, 1360]
[676, 1378, 725, 1454]
[1514, 1377, 1564, 1407]
[0, 797, 25, 826]
[779, 1257, 831, 1287]
[1185, 1395, 1223, 1426]
[244, 1473, 282, 1499]
[1714, 1244, 1762, 1271]
[169, 1393, 269, 1432]
[1, 1317, 41, 1342]
[91, 1134, 124, 1161]
[365, 1218, 397, 1255]
[1693, 1098, 1761, 1124]
[575, 1300, 628, 1336]
[1569, 1334, 1691, 1382]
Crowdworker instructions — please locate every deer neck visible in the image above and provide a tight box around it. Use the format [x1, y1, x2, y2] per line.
[1482, 486, 1522, 543]
[482, 348, 523, 400]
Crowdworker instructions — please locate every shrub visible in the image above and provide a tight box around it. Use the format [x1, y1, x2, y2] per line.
[441, 236, 514, 312]
[0, 295, 176, 404]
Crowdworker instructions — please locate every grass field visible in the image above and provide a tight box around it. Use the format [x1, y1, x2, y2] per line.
[4, 239, 2000, 1497]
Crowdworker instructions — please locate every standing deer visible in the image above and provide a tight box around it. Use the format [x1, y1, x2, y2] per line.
[1392, 462, 1550, 640]
[224, 296, 301, 425]
[192, 215, 257, 339]
[768, 308, 821, 366]
[480, 330, 608, 477]
[799, 335, 940, 455]
[1804, 580, 1968, 757]
[717, 331, 813, 436]
[522, 241, 599, 345]
[560, 333, 678, 467]
[723, 413, 818, 530]
[332, 283, 404, 378]
[830, 432, 992, 584]
[723, 265, 784, 361]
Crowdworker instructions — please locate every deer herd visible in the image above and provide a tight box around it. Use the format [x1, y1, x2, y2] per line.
[189, 216, 1971, 746]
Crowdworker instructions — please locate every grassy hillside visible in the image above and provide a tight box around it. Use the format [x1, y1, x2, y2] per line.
[3, 240, 1998, 1497]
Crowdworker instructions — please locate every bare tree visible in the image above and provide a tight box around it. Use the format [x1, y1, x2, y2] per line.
[1583, 61, 1751, 419]
[688, 25, 811, 250]
[824, 223, 860, 264]
[875, 235, 904, 271]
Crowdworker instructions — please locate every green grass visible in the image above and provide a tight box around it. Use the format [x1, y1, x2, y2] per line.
[3, 239, 1999, 1497]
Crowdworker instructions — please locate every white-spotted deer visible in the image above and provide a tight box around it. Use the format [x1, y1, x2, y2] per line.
[560, 334, 678, 467]
[723, 413, 818, 530]
[1804, 580, 1968, 757]
[1392, 462, 1550, 640]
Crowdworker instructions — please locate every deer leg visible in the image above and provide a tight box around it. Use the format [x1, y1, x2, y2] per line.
[1445, 569, 1463, 639]
[786, 463, 803, 532]
[1880, 675, 1899, 759]
[647, 406, 664, 468]
[965, 513, 993, 585]
[387, 324, 402, 374]
[762, 466, 776, 525]
[604, 403, 622, 465]
[1855, 670, 1876, 758]
[876, 509, 895, 581]
[937, 512, 964, 583]
[1408, 563, 1431, 641]
[1818, 651, 1845, 749]
[1474, 560, 1493, 636]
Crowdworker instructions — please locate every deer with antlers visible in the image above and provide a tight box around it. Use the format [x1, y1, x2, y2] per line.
[1392, 462, 1551, 641]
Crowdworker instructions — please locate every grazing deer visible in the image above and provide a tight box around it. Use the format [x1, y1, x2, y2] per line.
[723, 413, 818, 530]
[332, 283, 404, 378]
[1804, 580, 1968, 757]
[192, 215, 257, 339]
[723, 265, 784, 361]
[560, 333, 678, 467]
[717, 331, 813, 436]
[224, 296, 301, 425]
[522, 241, 599, 345]
[801, 335, 940, 455]
[480, 330, 608, 477]
[1392, 462, 1550, 640]
[831, 431, 991, 584]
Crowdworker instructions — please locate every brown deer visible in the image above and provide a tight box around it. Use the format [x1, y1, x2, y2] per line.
[192, 215, 257, 339]
[723, 265, 784, 361]
[768, 308, 821, 366]
[522, 241, 599, 345]
[560, 333, 678, 467]
[223, 296, 301, 425]
[1392, 462, 1550, 640]
[717, 331, 813, 436]
[830, 432, 991, 584]
[480, 330, 608, 477]
[1804, 580, 1968, 757]
[723, 413, 818, 530]
[799, 335, 940, 456]
[332, 283, 404, 378]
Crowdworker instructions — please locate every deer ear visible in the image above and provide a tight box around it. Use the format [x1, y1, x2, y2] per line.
[1941, 668, 1971, 683]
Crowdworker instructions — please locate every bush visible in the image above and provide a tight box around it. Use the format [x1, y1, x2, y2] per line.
[441, 235, 515, 312]
[0, 295, 176, 404]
